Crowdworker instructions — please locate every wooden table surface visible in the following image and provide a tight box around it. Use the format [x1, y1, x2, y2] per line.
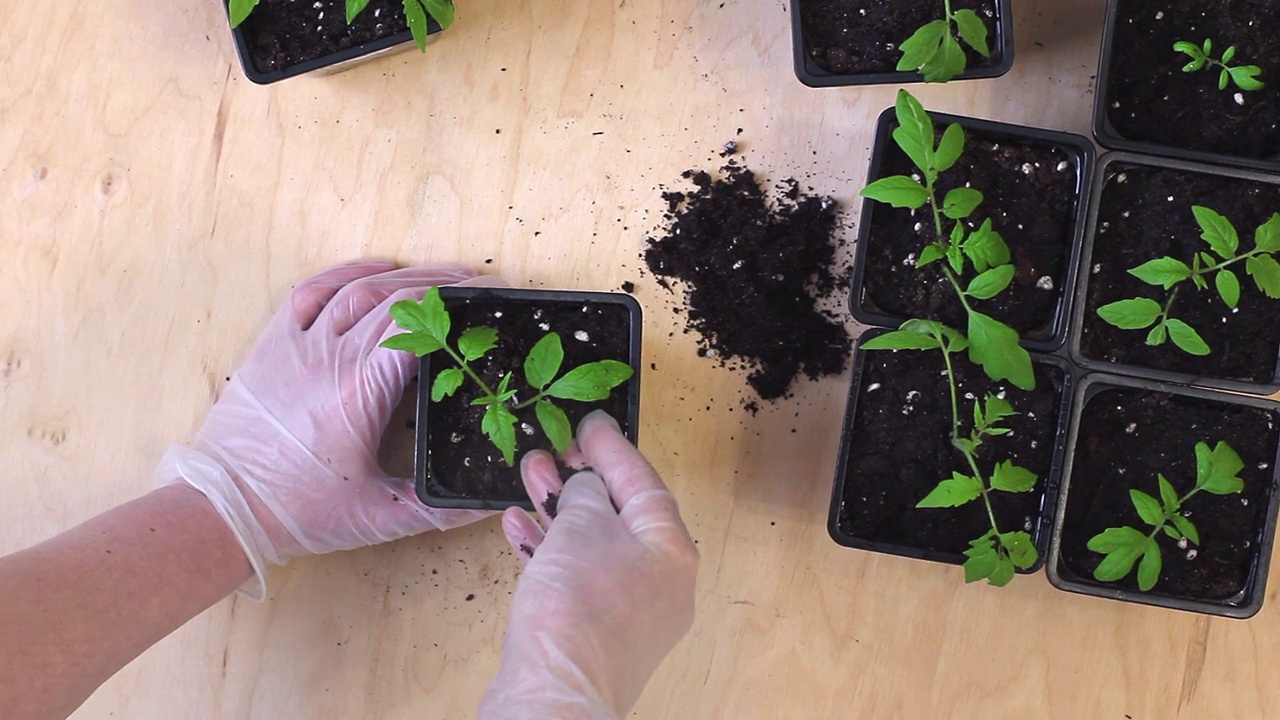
[5, 0, 1278, 717]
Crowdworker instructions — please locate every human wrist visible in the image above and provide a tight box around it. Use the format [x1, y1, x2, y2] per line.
[157, 483, 255, 590]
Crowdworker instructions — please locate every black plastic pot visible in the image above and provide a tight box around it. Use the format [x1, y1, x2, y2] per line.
[851, 107, 1095, 353]
[227, 2, 443, 85]
[791, 0, 1014, 87]
[828, 328, 1074, 574]
[1047, 373, 1280, 618]
[1093, 0, 1280, 175]
[1069, 152, 1280, 395]
[414, 287, 643, 511]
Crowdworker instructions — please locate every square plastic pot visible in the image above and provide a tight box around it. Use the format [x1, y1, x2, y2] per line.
[413, 286, 643, 511]
[851, 107, 1095, 353]
[791, 0, 1014, 87]
[1046, 373, 1280, 618]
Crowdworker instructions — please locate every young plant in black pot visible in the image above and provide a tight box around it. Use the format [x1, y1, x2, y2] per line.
[226, 0, 452, 84]
[1073, 153, 1280, 393]
[791, 0, 1013, 87]
[1094, 0, 1280, 173]
[1048, 374, 1280, 618]
[381, 286, 642, 511]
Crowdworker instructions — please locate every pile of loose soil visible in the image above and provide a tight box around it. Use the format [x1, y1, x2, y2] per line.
[644, 157, 851, 401]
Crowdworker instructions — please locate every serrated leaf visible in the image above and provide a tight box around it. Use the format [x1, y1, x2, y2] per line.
[952, 9, 990, 56]
[1166, 318, 1210, 355]
[897, 318, 968, 352]
[916, 472, 983, 508]
[966, 310, 1035, 390]
[891, 90, 935, 175]
[458, 326, 499, 361]
[524, 332, 565, 390]
[495, 371, 515, 400]
[1097, 297, 1162, 329]
[379, 331, 444, 356]
[963, 544, 998, 583]
[1200, 441, 1245, 495]
[1246, 254, 1280, 297]
[1255, 214, 1280, 252]
[984, 394, 1015, 425]
[419, 286, 451, 341]
[431, 368, 464, 401]
[1210, 440, 1246, 478]
[1137, 538, 1162, 591]
[918, 244, 945, 268]
[966, 264, 1015, 300]
[860, 176, 930, 209]
[1193, 206, 1239, 259]
[988, 554, 1016, 587]
[935, 124, 965, 173]
[861, 329, 940, 351]
[535, 400, 572, 453]
[962, 219, 1010, 273]
[481, 403, 519, 466]
[1000, 531, 1037, 568]
[1088, 525, 1147, 553]
[346, 0, 373, 22]
[545, 360, 634, 402]
[1129, 257, 1191, 289]
[229, 0, 261, 26]
[1130, 489, 1165, 528]
[896, 20, 949, 79]
[1230, 65, 1265, 91]
[943, 187, 984, 220]
[388, 292, 444, 339]
[1157, 473, 1179, 512]
[922, 34, 967, 83]
[1172, 514, 1200, 545]
[1216, 269, 1241, 308]
[1146, 322, 1168, 346]
[991, 461, 1037, 492]
[1088, 526, 1147, 582]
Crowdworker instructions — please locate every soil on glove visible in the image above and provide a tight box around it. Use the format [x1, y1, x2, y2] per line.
[644, 158, 851, 402]
[237, 0, 409, 75]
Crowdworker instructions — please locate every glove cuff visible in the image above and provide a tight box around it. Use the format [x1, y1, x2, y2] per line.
[154, 445, 274, 602]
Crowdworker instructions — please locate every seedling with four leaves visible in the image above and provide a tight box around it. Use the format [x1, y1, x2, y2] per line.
[229, 0, 454, 51]
[1088, 441, 1246, 591]
[381, 287, 634, 466]
[897, 1, 992, 83]
[1096, 206, 1280, 355]
[1174, 38, 1264, 92]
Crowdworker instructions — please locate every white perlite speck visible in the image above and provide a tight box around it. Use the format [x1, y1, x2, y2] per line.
[520, 423, 535, 436]
[866, 382, 881, 392]
[1036, 276, 1054, 290]
[574, 330, 590, 342]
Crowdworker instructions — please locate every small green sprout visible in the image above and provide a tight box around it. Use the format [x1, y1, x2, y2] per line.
[862, 319, 1039, 586]
[1088, 441, 1246, 591]
[1096, 206, 1280, 355]
[896, 0, 992, 83]
[229, 0, 454, 52]
[861, 89, 1035, 391]
[381, 287, 634, 465]
[1173, 39, 1264, 91]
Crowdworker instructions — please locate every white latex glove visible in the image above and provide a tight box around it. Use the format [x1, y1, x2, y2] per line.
[156, 260, 501, 600]
[478, 411, 700, 720]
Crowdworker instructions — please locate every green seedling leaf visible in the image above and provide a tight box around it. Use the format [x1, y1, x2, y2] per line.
[952, 9, 991, 56]
[1246, 255, 1280, 298]
[535, 400, 572, 453]
[896, 20, 950, 80]
[1255, 213, 1280, 253]
[892, 89, 935, 175]
[918, 244, 945, 268]
[1171, 514, 1200, 545]
[1146, 322, 1168, 346]
[1097, 298, 1161, 330]
[966, 265, 1015, 300]
[346, 0, 373, 22]
[1129, 257, 1191, 289]
[1209, 440, 1246, 478]
[934, 124, 965, 173]
[924, 34, 967, 83]
[1219, 68, 1231, 91]
[990, 461, 1036, 493]
[419, 0, 454, 28]
[404, 0, 453, 51]
[545, 360, 634, 402]
[943, 187, 984, 220]
[901, 318, 969, 352]
[1088, 526, 1147, 582]
[458, 326, 499, 361]
[1163, 525, 1183, 541]
[431, 368, 464, 402]
[481, 403, 518, 466]
[1137, 538, 1162, 591]
[861, 329, 940, 351]
[963, 534, 998, 583]
[380, 331, 444, 356]
[1130, 489, 1165, 528]
[860, 176, 930, 209]
[1223, 45, 1237, 64]
[916, 472, 983, 508]
[962, 219, 1010, 273]
[229, 0, 260, 27]
[1166, 318, 1210, 355]
[524, 332, 565, 390]
[988, 554, 1017, 587]
[495, 371, 515, 401]
[388, 291, 446, 340]
[1203, 38, 1212, 55]
[1199, 440, 1245, 495]
[1216, 269, 1241, 309]
[1157, 474, 1179, 512]
[966, 311, 1035, 390]
[1230, 65, 1264, 91]
[1193, 205, 1239, 259]
[1000, 531, 1037, 569]
[947, 243, 965, 275]
[983, 394, 1015, 425]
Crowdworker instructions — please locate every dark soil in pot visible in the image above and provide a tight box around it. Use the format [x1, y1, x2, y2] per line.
[835, 349, 1065, 560]
[859, 123, 1080, 345]
[1078, 162, 1280, 385]
[1102, 0, 1280, 160]
[1056, 385, 1278, 600]
[237, 0, 408, 74]
[798, 0, 1001, 76]
[422, 296, 634, 504]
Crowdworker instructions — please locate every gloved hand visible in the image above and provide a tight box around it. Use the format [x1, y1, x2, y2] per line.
[478, 411, 700, 720]
[156, 260, 501, 600]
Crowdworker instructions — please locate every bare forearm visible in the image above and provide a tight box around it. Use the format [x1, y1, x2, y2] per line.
[0, 484, 252, 720]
